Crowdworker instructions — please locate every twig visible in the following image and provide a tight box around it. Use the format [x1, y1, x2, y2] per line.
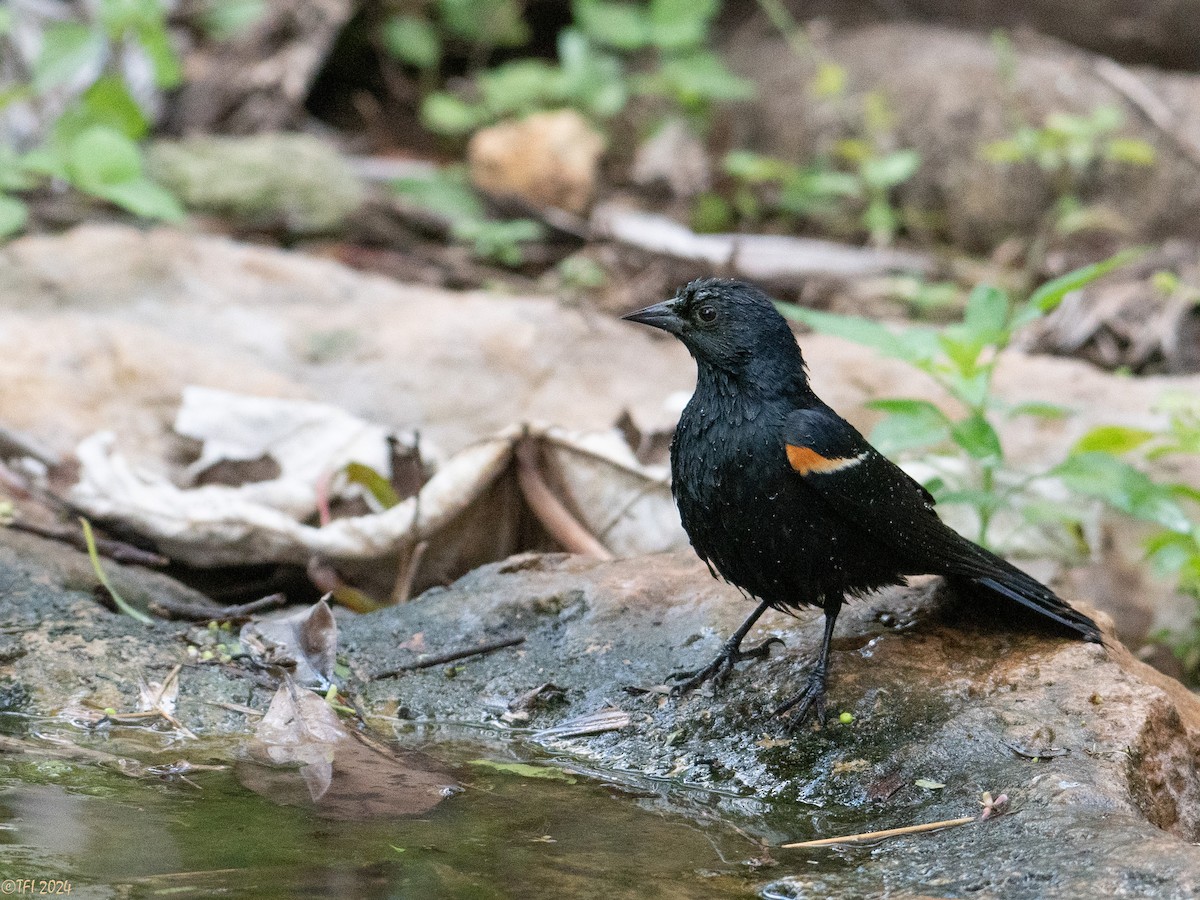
[391, 540, 428, 604]
[515, 439, 613, 559]
[371, 635, 525, 679]
[10, 518, 169, 566]
[1093, 57, 1200, 173]
[781, 816, 975, 848]
[209, 592, 289, 620]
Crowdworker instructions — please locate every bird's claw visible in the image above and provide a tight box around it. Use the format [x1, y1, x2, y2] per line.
[668, 636, 783, 696]
[772, 670, 828, 730]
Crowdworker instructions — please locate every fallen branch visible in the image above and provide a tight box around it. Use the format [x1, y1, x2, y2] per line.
[516, 439, 613, 559]
[781, 815, 975, 848]
[10, 518, 169, 567]
[592, 203, 934, 280]
[371, 635, 525, 679]
[152, 592, 289, 623]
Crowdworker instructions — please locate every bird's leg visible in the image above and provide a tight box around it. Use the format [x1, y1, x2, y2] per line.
[670, 600, 781, 694]
[772, 598, 842, 728]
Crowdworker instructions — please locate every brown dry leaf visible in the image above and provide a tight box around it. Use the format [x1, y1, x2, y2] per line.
[251, 678, 345, 801]
[240, 598, 338, 686]
[241, 679, 457, 819]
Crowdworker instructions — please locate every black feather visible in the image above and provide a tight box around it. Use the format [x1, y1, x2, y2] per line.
[623, 277, 1102, 725]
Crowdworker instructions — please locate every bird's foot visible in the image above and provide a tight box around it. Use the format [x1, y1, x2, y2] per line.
[772, 669, 829, 730]
[669, 636, 783, 696]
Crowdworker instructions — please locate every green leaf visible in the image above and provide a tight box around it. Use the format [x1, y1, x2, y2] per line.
[0, 195, 28, 239]
[639, 51, 756, 107]
[781, 306, 903, 355]
[421, 92, 484, 136]
[1006, 401, 1071, 420]
[556, 29, 628, 119]
[811, 62, 846, 99]
[1071, 425, 1155, 456]
[452, 217, 544, 266]
[393, 170, 485, 222]
[467, 759, 577, 782]
[382, 15, 442, 69]
[860, 150, 920, 190]
[34, 23, 106, 92]
[779, 169, 860, 216]
[867, 399, 952, 454]
[1144, 531, 1199, 576]
[92, 178, 185, 221]
[1054, 453, 1192, 533]
[963, 284, 1010, 341]
[1105, 137, 1156, 166]
[80, 517, 153, 624]
[723, 150, 792, 184]
[55, 76, 150, 144]
[344, 462, 401, 509]
[135, 19, 183, 88]
[573, 0, 651, 50]
[199, 0, 268, 40]
[1020, 248, 1143, 319]
[950, 414, 1002, 460]
[19, 146, 68, 181]
[67, 127, 143, 189]
[478, 60, 565, 115]
[648, 0, 717, 50]
[862, 196, 899, 244]
[982, 139, 1026, 164]
[0, 145, 36, 192]
[937, 326, 986, 377]
[439, 0, 529, 47]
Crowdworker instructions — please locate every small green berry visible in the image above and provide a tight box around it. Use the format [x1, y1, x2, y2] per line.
[839, 712, 854, 724]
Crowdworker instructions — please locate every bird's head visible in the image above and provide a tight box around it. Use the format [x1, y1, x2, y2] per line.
[623, 278, 805, 382]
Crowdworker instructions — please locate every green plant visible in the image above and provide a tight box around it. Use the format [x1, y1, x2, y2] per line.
[413, 0, 752, 137]
[984, 97, 1154, 246]
[721, 88, 920, 246]
[0, 0, 185, 236]
[1061, 402, 1200, 677]
[393, 167, 545, 266]
[779, 251, 1137, 550]
[421, 29, 628, 136]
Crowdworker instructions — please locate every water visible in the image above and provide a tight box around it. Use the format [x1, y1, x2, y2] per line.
[0, 727, 763, 900]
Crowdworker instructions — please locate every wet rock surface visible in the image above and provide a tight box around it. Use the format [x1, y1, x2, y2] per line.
[6, 532, 1200, 897]
[1, 225, 1198, 646]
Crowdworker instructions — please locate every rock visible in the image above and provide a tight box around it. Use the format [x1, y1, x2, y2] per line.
[630, 118, 712, 198]
[723, 21, 1200, 249]
[751, 0, 1200, 71]
[349, 552, 1200, 896]
[468, 110, 606, 214]
[147, 134, 366, 234]
[0, 225, 1196, 646]
[8, 543, 1200, 896]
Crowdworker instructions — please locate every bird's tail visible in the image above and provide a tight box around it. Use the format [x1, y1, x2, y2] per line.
[968, 562, 1102, 643]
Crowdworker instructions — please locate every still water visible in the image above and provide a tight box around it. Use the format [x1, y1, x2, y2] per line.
[0, 727, 764, 900]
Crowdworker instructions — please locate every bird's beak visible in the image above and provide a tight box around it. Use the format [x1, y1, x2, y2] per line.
[621, 300, 683, 334]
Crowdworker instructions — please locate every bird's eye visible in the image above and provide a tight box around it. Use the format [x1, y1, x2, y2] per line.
[697, 305, 717, 323]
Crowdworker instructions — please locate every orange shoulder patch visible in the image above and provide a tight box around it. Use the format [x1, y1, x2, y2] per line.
[786, 445, 867, 475]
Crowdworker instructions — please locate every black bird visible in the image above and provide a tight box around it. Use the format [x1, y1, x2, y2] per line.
[623, 278, 1101, 726]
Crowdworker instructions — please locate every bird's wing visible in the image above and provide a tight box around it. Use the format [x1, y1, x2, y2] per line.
[778, 405, 1002, 572]
[782, 405, 935, 509]
[781, 406, 1101, 640]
